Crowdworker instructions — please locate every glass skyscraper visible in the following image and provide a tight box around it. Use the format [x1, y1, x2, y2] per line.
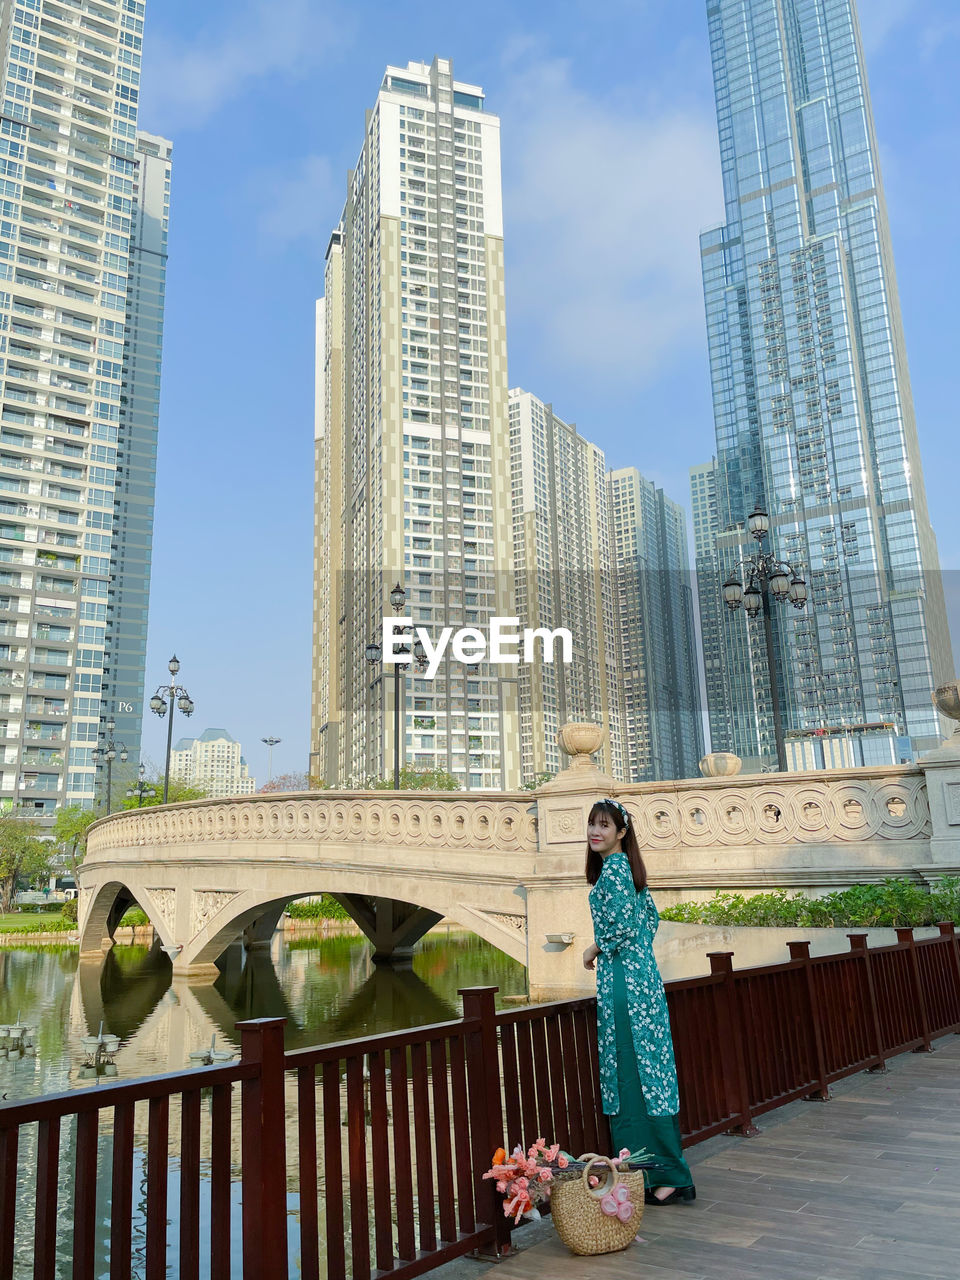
[698, 0, 953, 768]
[0, 0, 169, 814]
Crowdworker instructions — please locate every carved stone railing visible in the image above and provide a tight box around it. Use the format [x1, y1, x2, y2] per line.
[86, 791, 539, 856]
[611, 766, 930, 848]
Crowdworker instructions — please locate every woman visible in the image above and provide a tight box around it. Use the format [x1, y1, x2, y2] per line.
[582, 798, 695, 1205]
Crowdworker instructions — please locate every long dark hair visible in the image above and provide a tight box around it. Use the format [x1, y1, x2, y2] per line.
[585, 799, 647, 893]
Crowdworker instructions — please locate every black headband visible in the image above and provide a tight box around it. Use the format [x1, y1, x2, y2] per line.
[599, 798, 630, 829]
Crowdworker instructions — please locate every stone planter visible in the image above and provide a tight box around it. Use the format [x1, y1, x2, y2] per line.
[698, 751, 742, 778]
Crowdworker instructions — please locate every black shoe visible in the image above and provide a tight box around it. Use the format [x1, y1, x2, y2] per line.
[644, 1186, 696, 1206]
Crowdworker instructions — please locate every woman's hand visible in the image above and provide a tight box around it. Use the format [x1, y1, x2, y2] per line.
[582, 942, 600, 970]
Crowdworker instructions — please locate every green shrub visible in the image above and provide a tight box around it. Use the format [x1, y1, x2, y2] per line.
[1, 917, 73, 935]
[660, 878, 960, 929]
[60, 897, 78, 923]
[287, 895, 352, 921]
[118, 906, 149, 927]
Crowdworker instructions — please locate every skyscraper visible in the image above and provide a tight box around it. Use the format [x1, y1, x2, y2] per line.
[690, 459, 729, 754]
[609, 468, 703, 781]
[170, 728, 256, 799]
[508, 388, 625, 782]
[699, 0, 953, 767]
[0, 0, 170, 815]
[313, 59, 520, 790]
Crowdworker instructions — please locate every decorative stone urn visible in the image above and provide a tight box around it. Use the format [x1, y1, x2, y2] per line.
[557, 722, 606, 771]
[932, 680, 960, 746]
[698, 751, 743, 778]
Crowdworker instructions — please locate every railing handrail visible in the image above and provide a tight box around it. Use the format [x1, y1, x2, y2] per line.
[0, 1059, 257, 1128]
[284, 1014, 481, 1067]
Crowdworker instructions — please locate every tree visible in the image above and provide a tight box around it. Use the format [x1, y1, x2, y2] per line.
[520, 773, 555, 791]
[0, 814, 51, 914]
[51, 804, 98, 883]
[258, 773, 328, 794]
[120, 776, 210, 809]
[366, 766, 461, 791]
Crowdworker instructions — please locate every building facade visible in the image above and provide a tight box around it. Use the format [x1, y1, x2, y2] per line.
[313, 58, 520, 790]
[690, 460, 728, 755]
[508, 388, 624, 783]
[609, 468, 703, 781]
[0, 0, 169, 815]
[699, 0, 952, 769]
[170, 728, 255, 799]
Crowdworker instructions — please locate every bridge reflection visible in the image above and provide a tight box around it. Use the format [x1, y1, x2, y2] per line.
[72, 939, 461, 1073]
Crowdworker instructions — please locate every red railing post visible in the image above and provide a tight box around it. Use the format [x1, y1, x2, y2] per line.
[848, 934, 886, 1071]
[896, 927, 933, 1052]
[937, 921, 960, 1032]
[459, 986, 511, 1255]
[239, 1017, 289, 1280]
[706, 953, 758, 1136]
[787, 940, 830, 1100]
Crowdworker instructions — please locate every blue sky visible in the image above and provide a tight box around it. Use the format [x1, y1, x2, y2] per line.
[134, 0, 960, 782]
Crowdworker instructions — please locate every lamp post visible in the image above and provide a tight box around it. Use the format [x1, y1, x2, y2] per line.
[126, 762, 157, 808]
[365, 583, 428, 789]
[721, 506, 809, 772]
[261, 736, 281, 784]
[149, 654, 195, 804]
[91, 719, 127, 813]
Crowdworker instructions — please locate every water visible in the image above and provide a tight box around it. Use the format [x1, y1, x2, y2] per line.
[0, 926, 529, 1103]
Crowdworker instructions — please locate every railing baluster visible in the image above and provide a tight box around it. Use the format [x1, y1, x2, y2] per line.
[209, 1083, 232, 1280]
[0, 1122, 19, 1279]
[515, 1020, 537, 1147]
[429, 1038, 457, 1245]
[297, 1066, 320, 1280]
[447, 1032, 475, 1234]
[110, 1102, 134, 1280]
[368, 1049, 394, 1273]
[73, 1109, 99, 1280]
[411, 1040, 437, 1252]
[544, 1013, 568, 1150]
[558, 1009, 584, 1155]
[345, 1054, 370, 1280]
[499, 1021, 521, 1148]
[34, 1115, 60, 1280]
[389, 1047, 416, 1262]
[322, 1060, 346, 1280]
[145, 1096, 168, 1280]
[179, 1088, 201, 1280]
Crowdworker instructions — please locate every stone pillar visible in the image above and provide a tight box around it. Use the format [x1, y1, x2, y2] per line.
[527, 723, 619, 1001]
[919, 683, 960, 873]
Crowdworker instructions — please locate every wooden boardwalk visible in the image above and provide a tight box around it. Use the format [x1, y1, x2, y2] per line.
[486, 1035, 960, 1280]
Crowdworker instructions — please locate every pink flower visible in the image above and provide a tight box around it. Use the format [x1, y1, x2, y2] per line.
[616, 1202, 634, 1223]
[618, 1148, 631, 1162]
[539, 1168, 553, 1182]
[613, 1185, 630, 1205]
[557, 1154, 569, 1169]
[496, 1180, 507, 1193]
[546, 1144, 561, 1162]
[588, 1175, 599, 1187]
[515, 1177, 529, 1191]
[600, 1192, 618, 1216]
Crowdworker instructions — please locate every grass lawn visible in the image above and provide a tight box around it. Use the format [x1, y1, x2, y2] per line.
[0, 911, 70, 931]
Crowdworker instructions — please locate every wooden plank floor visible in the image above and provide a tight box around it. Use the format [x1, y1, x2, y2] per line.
[486, 1035, 960, 1280]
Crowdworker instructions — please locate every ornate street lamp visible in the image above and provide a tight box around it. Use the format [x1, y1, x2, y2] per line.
[125, 762, 157, 808]
[91, 718, 128, 813]
[365, 583, 428, 789]
[721, 508, 808, 772]
[150, 654, 195, 804]
[261, 736, 281, 784]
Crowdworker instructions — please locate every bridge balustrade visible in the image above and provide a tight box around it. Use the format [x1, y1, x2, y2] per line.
[2, 926, 960, 1279]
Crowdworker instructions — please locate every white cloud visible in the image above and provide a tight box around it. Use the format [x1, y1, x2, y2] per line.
[141, 0, 348, 129]
[500, 56, 722, 388]
[254, 154, 339, 253]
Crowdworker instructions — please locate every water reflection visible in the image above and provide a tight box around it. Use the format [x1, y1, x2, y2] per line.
[0, 927, 527, 1102]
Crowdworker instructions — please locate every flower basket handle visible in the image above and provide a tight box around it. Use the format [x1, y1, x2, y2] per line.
[579, 1154, 621, 1200]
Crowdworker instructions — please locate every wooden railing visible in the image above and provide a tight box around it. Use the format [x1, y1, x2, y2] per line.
[2, 926, 960, 1278]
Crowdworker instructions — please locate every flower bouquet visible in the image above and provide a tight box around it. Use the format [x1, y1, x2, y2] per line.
[483, 1139, 659, 1224]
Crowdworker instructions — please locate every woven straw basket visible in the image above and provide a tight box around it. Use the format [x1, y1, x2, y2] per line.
[551, 1154, 644, 1256]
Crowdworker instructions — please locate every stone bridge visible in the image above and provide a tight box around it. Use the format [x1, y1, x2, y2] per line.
[77, 731, 960, 999]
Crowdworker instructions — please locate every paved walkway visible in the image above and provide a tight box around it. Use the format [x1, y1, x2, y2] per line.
[487, 1036, 960, 1280]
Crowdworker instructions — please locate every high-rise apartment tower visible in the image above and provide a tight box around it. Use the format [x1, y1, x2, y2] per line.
[0, 0, 169, 814]
[699, 0, 952, 766]
[508, 388, 624, 783]
[313, 58, 519, 789]
[609, 468, 703, 781]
